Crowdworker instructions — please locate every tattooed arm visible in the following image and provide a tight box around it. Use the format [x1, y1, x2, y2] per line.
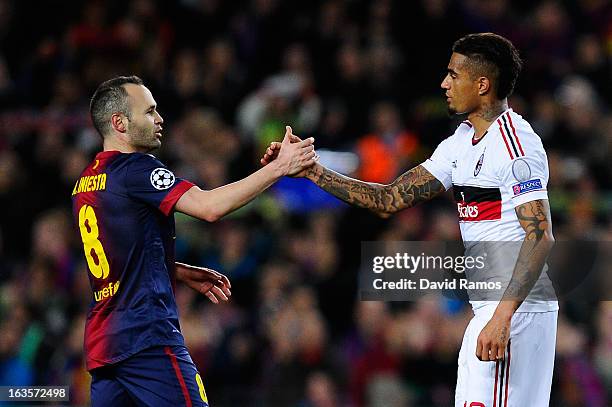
[302, 162, 446, 216]
[500, 199, 555, 309]
[475, 199, 555, 361]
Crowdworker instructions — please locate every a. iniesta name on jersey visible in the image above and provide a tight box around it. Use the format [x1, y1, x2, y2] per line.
[72, 173, 107, 195]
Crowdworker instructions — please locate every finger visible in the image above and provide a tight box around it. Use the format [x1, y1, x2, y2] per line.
[300, 145, 315, 153]
[220, 274, 231, 289]
[497, 344, 505, 360]
[306, 150, 317, 158]
[476, 340, 483, 360]
[199, 281, 214, 292]
[210, 285, 229, 302]
[290, 134, 303, 143]
[301, 151, 316, 162]
[296, 137, 314, 147]
[205, 291, 219, 304]
[220, 285, 232, 297]
[490, 344, 499, 361]
[282, 126, 292, 144]
[482, 343, 491, 361]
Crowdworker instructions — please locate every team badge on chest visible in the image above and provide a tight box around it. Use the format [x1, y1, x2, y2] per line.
[473, 153, 485, 176]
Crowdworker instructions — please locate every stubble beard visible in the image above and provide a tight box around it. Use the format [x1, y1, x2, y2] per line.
[130, 124, 160, 152]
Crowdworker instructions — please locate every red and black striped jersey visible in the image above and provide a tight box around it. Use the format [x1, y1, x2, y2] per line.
[71, 151, 195, 370]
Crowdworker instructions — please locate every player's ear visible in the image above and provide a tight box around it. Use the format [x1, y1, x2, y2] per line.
[111, 113, 128, 133]
[477, 76, 491, 96]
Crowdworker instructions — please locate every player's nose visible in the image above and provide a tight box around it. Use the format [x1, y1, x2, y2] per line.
[155, 111, 164, 124]
[441, 75, 450, 89]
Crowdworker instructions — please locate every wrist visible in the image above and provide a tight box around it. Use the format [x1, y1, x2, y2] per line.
[494, 301, 518, 321]
[305, 163, 323, 182]
[267, 160, 286, 178]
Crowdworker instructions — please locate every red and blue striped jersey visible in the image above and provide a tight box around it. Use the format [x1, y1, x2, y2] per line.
[71, 150, 195, 370]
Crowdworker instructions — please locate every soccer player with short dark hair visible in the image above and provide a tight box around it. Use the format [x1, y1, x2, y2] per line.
[263, 33, 557, 406]
[73, 75, 316, 406]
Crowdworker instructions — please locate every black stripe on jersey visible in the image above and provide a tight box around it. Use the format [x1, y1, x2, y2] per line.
[501, 115, 521, 157]
[452, 185, 501, 203]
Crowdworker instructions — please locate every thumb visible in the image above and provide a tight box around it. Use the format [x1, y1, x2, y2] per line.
[282, 126, 293, 145]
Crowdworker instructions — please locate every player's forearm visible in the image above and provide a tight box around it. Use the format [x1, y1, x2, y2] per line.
[304, 163, 390, 214]
[195, 163, 282, 221]
[304, 163, 444, 215]
[496, 200, 555, 317]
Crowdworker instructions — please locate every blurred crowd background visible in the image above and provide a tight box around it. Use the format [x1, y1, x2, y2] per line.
[0, 0, 610, 406]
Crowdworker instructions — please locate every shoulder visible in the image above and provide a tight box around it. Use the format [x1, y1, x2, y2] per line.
[493, 110, 545, 161]
[125, 153, 168, 170]
[441, 120, 472, 146]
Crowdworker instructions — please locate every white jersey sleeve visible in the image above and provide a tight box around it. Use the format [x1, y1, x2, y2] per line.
[421, 133, 459, 190]
[494, 116, 549, 207]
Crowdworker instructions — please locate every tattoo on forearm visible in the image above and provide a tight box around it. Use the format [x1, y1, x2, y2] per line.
[306, 165, 444, 213]
[504, 200, 553, 299]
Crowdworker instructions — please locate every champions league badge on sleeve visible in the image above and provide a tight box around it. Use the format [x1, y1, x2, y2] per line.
[512, 158, 531, 181]
[512, 179, 543, 196]
[150, 168, 176, 190]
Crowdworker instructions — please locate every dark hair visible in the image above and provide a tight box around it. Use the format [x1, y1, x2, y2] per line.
[452, 33, 523, 100]
[89, 75, 144, 137]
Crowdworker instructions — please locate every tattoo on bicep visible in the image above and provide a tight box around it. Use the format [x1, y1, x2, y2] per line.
[515, 200, 550, 240]
[312, 165, 444, 213]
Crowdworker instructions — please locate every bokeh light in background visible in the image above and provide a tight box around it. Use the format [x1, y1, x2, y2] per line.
[0, 0, 610, 406]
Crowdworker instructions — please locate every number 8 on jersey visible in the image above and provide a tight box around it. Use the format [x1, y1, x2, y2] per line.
[78, 204, 110, 279]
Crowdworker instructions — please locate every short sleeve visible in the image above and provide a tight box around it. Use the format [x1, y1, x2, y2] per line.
[125, 154, 195, 216]
[421, 136, 455, 190]
[498, 136, 549, 207]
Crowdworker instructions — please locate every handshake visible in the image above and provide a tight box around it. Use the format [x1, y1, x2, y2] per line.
[260, 126, 320, 178]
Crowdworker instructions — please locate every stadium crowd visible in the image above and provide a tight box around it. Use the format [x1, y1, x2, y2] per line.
[0, 0, 610, 405]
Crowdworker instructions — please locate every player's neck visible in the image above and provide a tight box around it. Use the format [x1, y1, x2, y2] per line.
[468, 99, 508, 139]
[103, 136, 142, 154]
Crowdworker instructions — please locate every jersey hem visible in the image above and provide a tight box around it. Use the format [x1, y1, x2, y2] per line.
[86, 338, 185, 371]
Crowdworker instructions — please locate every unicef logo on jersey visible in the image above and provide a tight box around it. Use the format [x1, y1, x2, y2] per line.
[150, 168, 175, 190]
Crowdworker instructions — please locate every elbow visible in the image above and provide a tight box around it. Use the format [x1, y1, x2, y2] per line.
[204, 210, 224, 222]
[542, 230, 555, 250]
[204, 213, 221, 222]
[375, 210, 392, 219]
[199, 206, 224, 222]
[544, 231, 555, 242]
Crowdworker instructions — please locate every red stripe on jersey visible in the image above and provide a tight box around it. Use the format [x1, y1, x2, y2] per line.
[159, 180, 196, 216]
[165, 346, 192, 407]
[84, 307, 114, 370]
[504, 340, 511, 407]
[505, 113, 525, 156]
[497, 119, 514, 159]
[457, 200, 502, 222]
[493, 360, 499, 407]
